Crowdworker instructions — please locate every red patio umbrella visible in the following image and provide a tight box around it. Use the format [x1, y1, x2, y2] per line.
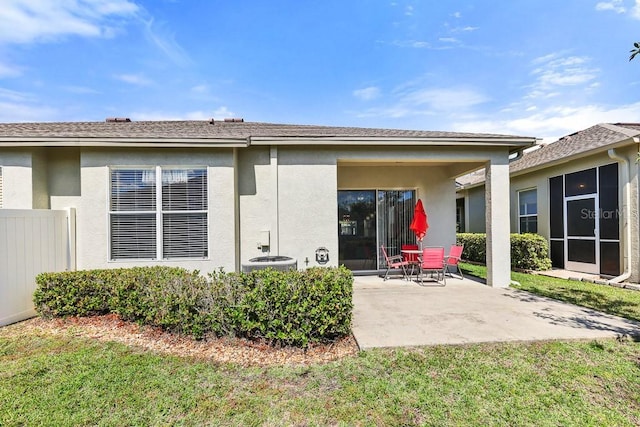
[409, 199, 429, 247]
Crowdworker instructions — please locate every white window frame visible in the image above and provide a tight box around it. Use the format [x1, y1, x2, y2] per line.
[518, 188, 537, 234]
[109, 166, 208, 261]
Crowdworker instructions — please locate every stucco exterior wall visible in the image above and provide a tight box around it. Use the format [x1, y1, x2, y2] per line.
[48, 148, 81, 211]
[0, 149, 34, 209]
[78, 148, 236, 272]
[466, 186, 486, 233]
[238, 147, 339, 268]
[278, 148, 338, 267]
[31, 149, 49, 209]
[238, 147, 279, 263]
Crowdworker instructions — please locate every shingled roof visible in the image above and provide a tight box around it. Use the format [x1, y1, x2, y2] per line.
[510, 123, 640, 175]
[0, 119, 536, 147]
[457, 123, 640, 188]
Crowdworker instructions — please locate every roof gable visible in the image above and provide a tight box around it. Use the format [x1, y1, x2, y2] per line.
[510, 123, 640, 174]
[457, 122, 640, 188]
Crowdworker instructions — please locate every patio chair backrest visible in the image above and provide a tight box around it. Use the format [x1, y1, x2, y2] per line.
[401, 244, 419, 263]
[380, 245, 391, 263]
[421, 247, 445, 269]
[446, 245, 464, 266]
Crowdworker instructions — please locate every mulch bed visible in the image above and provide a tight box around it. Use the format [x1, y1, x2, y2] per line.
[1, 314, 360, 367]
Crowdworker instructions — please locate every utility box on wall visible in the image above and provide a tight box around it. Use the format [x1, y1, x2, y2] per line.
[257, 230, 270, 250]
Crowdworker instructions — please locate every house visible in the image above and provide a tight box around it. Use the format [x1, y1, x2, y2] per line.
[457, 123, 640, 282]
[0, 118, 537, 287]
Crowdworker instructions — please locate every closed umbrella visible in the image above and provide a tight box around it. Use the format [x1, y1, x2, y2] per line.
[409, 199, 429, 249]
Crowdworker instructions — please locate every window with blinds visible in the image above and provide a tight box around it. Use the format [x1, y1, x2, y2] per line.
[109, 167, 208, 260]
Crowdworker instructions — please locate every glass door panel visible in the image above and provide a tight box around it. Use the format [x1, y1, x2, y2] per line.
[565, 196, 598, 274]
[338, 190, 377, 271]
[377, 190, 416, 268]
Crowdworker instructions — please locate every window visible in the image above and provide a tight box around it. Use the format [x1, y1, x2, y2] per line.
[518, 188, 537, 233]
[109, 167, 208, 260]
[0, 167, 3, 208]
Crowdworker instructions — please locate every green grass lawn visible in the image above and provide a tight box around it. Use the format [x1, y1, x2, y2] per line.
[459, 262, 640, 323]
[2, 267, 640, 426]
[1, 329, 639, 426]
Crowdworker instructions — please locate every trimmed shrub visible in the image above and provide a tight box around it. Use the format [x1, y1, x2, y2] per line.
[33, 269, 115, 317]
[456, 233, 552, 271]
[206, 266, 353, 347]
[456, 233, 486, 264]
[511, 233, 553, 271]
[33, 265, 353, 347]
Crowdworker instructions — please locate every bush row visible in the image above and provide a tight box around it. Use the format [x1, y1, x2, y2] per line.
[33, 266, 353, 348]
[456, 233, 552, 271]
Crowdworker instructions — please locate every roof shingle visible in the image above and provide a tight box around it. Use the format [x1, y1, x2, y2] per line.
[0, 120, 534, 141]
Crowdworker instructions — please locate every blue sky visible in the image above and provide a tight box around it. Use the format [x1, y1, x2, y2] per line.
[0, 0, 639, 142]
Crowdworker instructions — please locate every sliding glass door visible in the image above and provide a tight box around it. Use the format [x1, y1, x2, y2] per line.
[338, 190, 377, 271]
[338, 189, 416, 271]
[376, 190, 416, 269]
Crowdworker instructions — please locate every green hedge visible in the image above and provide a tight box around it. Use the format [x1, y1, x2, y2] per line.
[456, 233, 552, 271]
[33, 266, 353, 348]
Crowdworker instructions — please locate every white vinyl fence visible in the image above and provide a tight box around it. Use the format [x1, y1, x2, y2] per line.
[0, 209, 75, 326]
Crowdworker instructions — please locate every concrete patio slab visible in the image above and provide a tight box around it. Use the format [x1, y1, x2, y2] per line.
[352, 275, 640, 349]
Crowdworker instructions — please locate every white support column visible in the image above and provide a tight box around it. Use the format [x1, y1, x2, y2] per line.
[485, 159, 511, 287]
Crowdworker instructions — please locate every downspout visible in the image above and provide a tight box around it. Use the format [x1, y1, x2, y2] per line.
[607, 148, 631, 283]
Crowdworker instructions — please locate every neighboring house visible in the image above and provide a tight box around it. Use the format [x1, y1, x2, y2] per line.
[457, 123, 640, 282]
[0, 118, 537, 287]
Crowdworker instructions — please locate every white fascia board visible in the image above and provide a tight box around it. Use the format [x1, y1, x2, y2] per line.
[249, 136, 537, 148]
[0, 137, 250, 148]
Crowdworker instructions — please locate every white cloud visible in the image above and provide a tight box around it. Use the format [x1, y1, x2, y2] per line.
[114, 73, 153, 85]
[353, 86, 381, 101]
[62, 85, 101, 95]
[595, 0, 626, 13]
[0, 101, 58, 122]
[632, 0, 640, 19]
[143, 18, 192, 67]
[190, 84, 210, 94]
[452, 102, 640, 143]
[452, 12, 462, 18]
[0, 62, 22, 78]
[130, 106, 235, 121]
[212, 106, 235, 118]
[0, 0, 139, 44]
[0, 88, 59, 121]
[528, 54, 598, 98]
[399, 87, 490, 111]
[353, 85, 490, 120]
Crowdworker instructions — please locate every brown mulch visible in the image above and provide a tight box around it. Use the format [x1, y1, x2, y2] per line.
[2, 314, 360, 367]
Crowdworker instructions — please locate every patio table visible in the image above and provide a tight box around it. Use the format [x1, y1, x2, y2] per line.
[401, 249, 422, 278]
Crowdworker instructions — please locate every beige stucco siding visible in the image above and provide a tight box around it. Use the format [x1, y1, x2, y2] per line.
[237, 147, 278, 263]
[238, 147, 339, 268]
[77, 148, 236, 272]
[48, 148, 81, 211]
[0, 149, 34, 209]
[465, 186, 486, 233]
[278, 148, 338, 267]
[31, 149, 49, 209]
